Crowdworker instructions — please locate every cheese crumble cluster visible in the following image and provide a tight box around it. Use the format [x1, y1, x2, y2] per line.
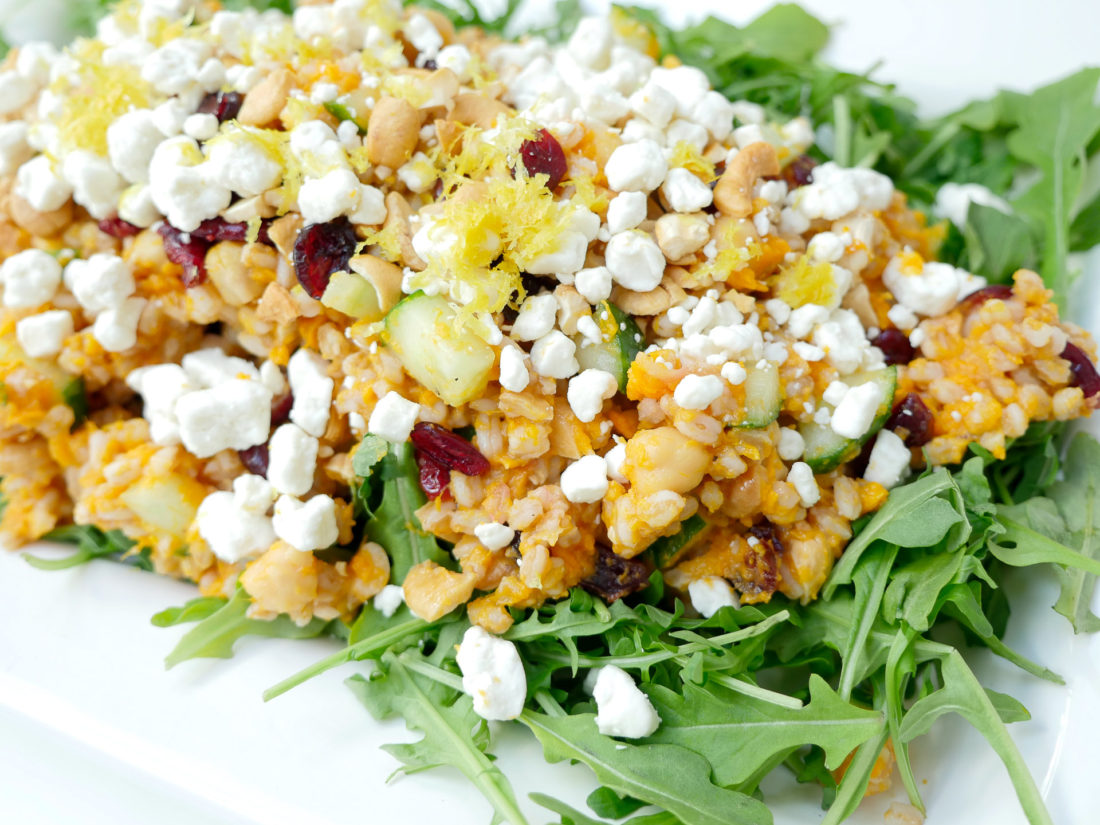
[1, 0, 1097, 720]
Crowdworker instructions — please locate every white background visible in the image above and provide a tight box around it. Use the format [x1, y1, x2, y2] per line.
[1, 2, 1099, 825]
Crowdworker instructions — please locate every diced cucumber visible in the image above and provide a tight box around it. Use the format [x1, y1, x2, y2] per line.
[321, 270, 383, 320]
[646, 513, 710, 570]
[738, 361, 782, 428]
[383, 291, 496, 406]
[799, 366, 897, 473]
[575, 301, 644, 392]
[119, 475, 207, 539]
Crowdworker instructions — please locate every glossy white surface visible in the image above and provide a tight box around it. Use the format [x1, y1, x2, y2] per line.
[1, 2, 1099, 824]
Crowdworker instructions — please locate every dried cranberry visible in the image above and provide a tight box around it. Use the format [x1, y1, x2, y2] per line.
[416, 451, 451, 499]
[157, 223, 209, 287]
[192, 217, 272, 246]
[886, 393, 933, 447]
[270, 391, 294, 426]
[781, 154, 818, 189]
[956, 284, 1014, 313]
[292, 217, 358, 299]
[196, 91, 244, 123]
[873, 328, 916, 365]
[1062, 342, 1100, 398]
[98, 216, 141, 239]
[581, 544, 652, 603]
[519, 128, 567, 190]
[410, 422, 490, 476]
[421, 58, 438, 71]
[238, 443, 270, 476]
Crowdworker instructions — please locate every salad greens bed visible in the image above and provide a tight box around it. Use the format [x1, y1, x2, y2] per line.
[14, 2, 1100, 824]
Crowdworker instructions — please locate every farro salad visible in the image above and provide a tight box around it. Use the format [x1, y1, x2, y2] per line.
[2, 1, 1100, 823]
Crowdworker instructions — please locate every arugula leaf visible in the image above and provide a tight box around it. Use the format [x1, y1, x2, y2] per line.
[358, 441, 450, 583]
[25, 524, 149, 571]
[151, 596, 227, 627]
[348, 650, 530, 825]
[961, 203, 1037, 282]
[163, 587, 331, 669]
[263, 611, 433, 701]
[898, 650, 1052, 825]
[585, 788, 647, 820]
[1003, 69, 1100, 304]
[823, 469, 961, 598]
[532, 794, 612, 825]
[520, 711, 773, 825]
[1047, 433, 1100, 632]
[62, 377, 89, 428]
[819, 726, 889, 825]
[644, 675, 883, 787]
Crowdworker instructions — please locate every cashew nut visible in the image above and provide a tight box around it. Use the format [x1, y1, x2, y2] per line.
[366, 95, 422, 169]
[713, 142, 780, 218]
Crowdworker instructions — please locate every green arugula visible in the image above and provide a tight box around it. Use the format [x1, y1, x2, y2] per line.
[353, 436, 450, 582]
[348, 648, 529, 825]
[162, 587, 332, 669]
[25, 524, 151, 571]
[520, 710, 772, 825]
[643, 676, 882, 787]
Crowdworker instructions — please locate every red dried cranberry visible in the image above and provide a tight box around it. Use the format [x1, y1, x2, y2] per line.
[238, 443, 270, 476]
[190, 216, 273, 245]
[416, 451, 451, 499]
[270, 391, 294, 426]
[421, 58, 438, 71]
[292, 217, 358, 299]
[781, 154, 818, 189]
[157, 223, 209, 287]
[196, 91, 244, 123]
[873, 328, 916, 365]
[886, 393, 933, 447]
[410, 422, 490, 476]
[519, 128, 567, 190]
[98, 216, 141, 239]
[1062, 342, 1100, 398]
[956, 284, 1014, 313]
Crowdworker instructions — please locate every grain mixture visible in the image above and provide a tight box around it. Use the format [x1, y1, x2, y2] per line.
[0, 0, 1096, 634]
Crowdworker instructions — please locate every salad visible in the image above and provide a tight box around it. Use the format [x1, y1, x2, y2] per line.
[1, 2, 1099, 824]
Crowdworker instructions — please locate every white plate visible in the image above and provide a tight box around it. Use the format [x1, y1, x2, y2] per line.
[2, 2, 1099, 824]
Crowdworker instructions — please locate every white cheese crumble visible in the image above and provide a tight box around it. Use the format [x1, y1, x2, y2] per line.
[474, 522, 516, 551]
[830, 381, 883, 440]
[196, 489, 276, 563]
[511, 293, 558, 341]
[787, 461, 820, 507]
[604, 139, 668, 192]
[287, 348, 334, 438]
[530, 330, 579, 379]
[0, 249, 62, 309]
[688, 576, 739, 618]
[456, 626, 528, 722]
[272, 494, 339, 552]
[176, 379, 272, 458]
[674, 374, 723, 410]
[267, 422, 319, 497]
[604, 230, 665, 292]
[864, 430, 912, 489]
[15, 310, 73, 358]
[592, 665, 660, 739]
[567, 369, 619, 423]
[560, 454, 609, 503]
[368, 391, 421, 443]
[373, 584, 405, 618]
[498, 345, 531, 392]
